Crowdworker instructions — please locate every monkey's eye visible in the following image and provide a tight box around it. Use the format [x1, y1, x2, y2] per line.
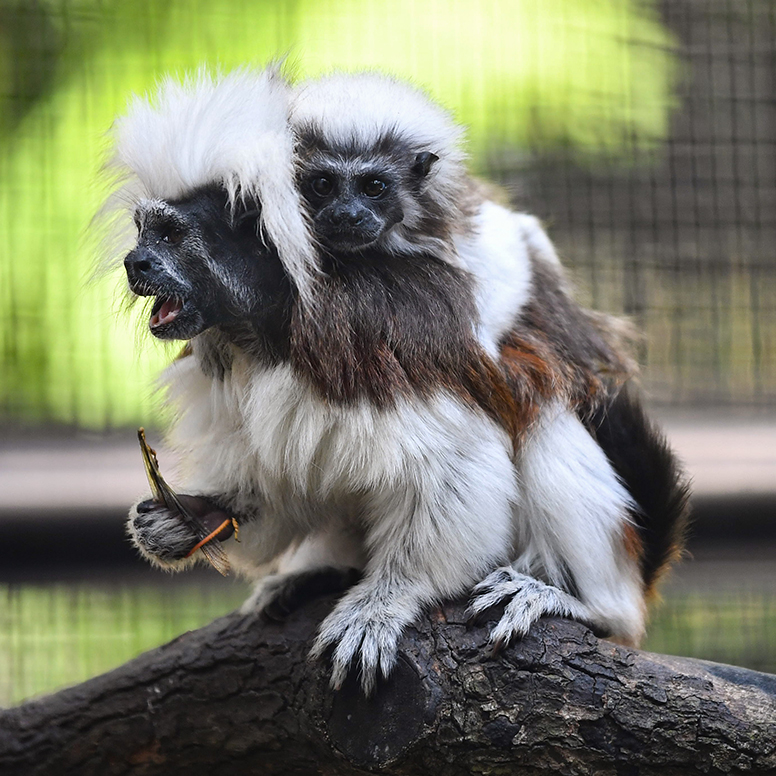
[362, 178, 387, 198]
[161, 225, 184, 245]
[310, 176, 334, 197]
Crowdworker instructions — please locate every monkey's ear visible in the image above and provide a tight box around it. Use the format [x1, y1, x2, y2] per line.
[412, 151, 439, 177]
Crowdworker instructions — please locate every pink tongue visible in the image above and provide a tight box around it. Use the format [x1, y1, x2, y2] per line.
[150, 298, 182, 328]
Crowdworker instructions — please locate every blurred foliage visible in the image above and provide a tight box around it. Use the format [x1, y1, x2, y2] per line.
[0, 581, 250, 706]
[293, 0, 678, 162]
[0, 0, 678, 428]
[0, 581, 773, 707]
[0, 1, 63, 138]
[645, 590, 776, 676]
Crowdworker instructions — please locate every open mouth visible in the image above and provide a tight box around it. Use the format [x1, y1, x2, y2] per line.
[150, 297, 184, 330]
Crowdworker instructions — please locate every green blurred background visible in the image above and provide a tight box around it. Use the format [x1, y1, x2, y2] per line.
[0, 0, 774, 706]
[1, 0, 683, 428]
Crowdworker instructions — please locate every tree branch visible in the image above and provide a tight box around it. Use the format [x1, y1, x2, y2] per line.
[0, 597, 774, 775]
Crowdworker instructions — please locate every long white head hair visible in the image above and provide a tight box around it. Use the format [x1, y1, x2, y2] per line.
[104, 66, 319, 307]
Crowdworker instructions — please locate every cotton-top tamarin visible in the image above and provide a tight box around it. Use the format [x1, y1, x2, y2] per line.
[288, 71, 689, 649]
[108, 67, 688, 696]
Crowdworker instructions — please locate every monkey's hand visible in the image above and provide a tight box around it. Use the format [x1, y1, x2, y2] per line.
[468, 567, 591, 651]
[127, 494, 231, 571]
[309, 580, 421, 696]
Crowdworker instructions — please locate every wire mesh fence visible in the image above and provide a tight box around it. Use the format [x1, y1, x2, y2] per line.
[506, 0, 776, 406]
[0, 0, 774, 427]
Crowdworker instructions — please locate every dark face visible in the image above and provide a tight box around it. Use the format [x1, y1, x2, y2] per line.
[298, 146, 438, 254]
[300, 165, 403, 252]
[123, 186, 289, 340]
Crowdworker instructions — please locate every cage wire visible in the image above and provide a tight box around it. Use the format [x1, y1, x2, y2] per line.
[508, 0, 776, 407]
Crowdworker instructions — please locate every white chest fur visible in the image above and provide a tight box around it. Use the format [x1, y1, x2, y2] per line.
[163, 355, 513, 511]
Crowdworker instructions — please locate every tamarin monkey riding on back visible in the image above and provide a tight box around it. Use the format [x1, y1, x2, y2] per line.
[288, 70, 689, 652]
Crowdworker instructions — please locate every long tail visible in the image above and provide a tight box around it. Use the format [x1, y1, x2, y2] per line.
[585, 386, 692, 594]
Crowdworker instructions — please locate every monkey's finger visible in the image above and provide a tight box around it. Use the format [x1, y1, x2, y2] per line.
[135, 498, 165, 514]
[488, 636, 508, 657]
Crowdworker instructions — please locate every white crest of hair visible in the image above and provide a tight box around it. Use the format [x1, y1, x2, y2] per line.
[291, 71, 465, 169]
[290, 71, 469, 261]
[106, 65, 320, 307]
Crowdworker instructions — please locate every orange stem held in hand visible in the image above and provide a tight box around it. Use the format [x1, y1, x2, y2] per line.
[185, 519, 234, 559]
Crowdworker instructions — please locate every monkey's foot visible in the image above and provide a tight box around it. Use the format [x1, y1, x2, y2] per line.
[309, 586, 410, 696]
[241, 567, 361, 622]
[469, 567, 589, 651]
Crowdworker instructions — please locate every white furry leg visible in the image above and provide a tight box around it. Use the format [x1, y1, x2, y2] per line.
[501, 405, 647, 645]
[309, 578, 424, 695]
[469, 567, 591, 648]
[307, 394, 516, 695]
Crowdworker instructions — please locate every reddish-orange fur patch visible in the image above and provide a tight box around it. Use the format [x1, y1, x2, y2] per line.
[622, 522, 646, 566]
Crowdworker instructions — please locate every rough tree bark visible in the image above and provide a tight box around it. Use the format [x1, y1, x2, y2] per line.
[0, 596, 774, 776]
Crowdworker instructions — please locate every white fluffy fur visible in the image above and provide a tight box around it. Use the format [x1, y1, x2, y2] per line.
[290, 72, 469, 261]
[471, 403, 646, 646]
[151, 339, 644, 686]
[120, 67, 648, 692]
[107, 67, 319, 305]
[156, 349, 517, 692]
[456, 202, 537, 357]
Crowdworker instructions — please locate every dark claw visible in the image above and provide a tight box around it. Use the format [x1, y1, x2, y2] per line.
[467, 597, 507, 628]
[465, 607, 481, 627]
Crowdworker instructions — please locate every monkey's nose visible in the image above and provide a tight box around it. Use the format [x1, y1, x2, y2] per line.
[124, 249, 164, 290]
[331, 204, 365, 227]
[124, 255, 152, 274]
